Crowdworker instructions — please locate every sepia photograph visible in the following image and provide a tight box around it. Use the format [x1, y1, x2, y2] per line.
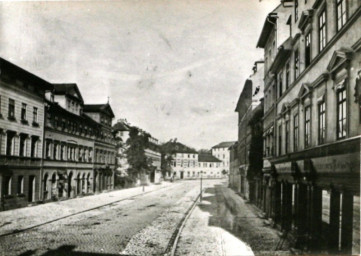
[0, 0, 360, 255]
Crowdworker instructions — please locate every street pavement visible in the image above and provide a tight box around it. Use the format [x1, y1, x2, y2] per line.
[175, 183, 291, 256]
[0, 180, 290, 256]
[0, 179, 221, 256]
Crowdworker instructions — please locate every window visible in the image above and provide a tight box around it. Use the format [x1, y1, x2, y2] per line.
[17, 176, 24, 194]
[319, 9, 327, 51]
[0, 95, 2, 116]
[46, 140, 52, 159]
[285, 120, 290, 154]
[278, 125, 282, 156]
[8, 98, 15, 120]
[305, 32, 312, 68]
[318, 102, 326, 144]
[33, 107, 38, 123]
[4, 176, 11, 196]
[19, 134, 28, 157]
[336, 0, 347, 31]
[295, 0, 299, 21]
[337, 87, 347, 139]
[31, 136, 39, 158]
[21, 103, 27, 121]
[294, 114, 299, 151]
[305, 106, 311, 147]
[278, 71, 283, 98]
[294, 49, 300, 79]
[286, 62, 291, 89]
[6, 131, 16, 156]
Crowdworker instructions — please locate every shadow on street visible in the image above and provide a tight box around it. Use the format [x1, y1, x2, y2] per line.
[19, 245, 133, 256]
[198, 184, 289, 253]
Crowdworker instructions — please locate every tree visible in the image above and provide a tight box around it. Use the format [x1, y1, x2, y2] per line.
[160, 139, 176, 178]
[125, 127, 152, 180]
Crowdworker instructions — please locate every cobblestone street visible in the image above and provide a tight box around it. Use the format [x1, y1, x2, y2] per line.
[0, 180, 220, 255]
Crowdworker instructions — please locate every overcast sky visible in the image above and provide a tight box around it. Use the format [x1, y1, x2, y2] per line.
[0, 0, 278, 149]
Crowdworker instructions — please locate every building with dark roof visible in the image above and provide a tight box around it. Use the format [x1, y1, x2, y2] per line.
[43, 84, 116, 201]
[0, 58, 53, 210]
[197, 153, 223, 179]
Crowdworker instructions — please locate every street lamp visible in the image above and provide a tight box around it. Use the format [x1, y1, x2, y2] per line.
[200, 171, 203, 202]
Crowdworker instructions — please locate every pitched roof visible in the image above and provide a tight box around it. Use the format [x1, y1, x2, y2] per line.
[163, 141, 197, 154]
[212, 141, 237, 149]
[198, 153, 222, 163]
[46, 100, 99, 127]
[53, 83, 84, 103]
[112, 121, 130, 132]
[0, 57, 53, 91]
[83, 104, 115, 118]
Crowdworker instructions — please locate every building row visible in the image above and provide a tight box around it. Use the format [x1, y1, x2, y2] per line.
[230, 0, 360, 254]
[162, 141, 234, 179]
[0, 58, 116, 210]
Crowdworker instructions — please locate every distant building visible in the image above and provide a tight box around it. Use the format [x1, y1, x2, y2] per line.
[168, 142, 198, 179]
[211, 141, 235, 174]
[163, 141, 225, 180]
[198, 153, 223, 179]
[0, 58, 53, 210]
[144, 136, 162, 184]
[113, 119, 162, 184]
[113, 119, 131, 178]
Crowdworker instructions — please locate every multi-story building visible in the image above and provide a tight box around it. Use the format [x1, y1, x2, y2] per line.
[198, 153, 223, 179]
[145, 136, 162, 184]
[0, 58, 53, 210]
[170, 142, 198, 179]
[234, 61, 264, 200]
[257, 1, 360, 253]
[0, 59, 117, 211]
[83, 104, 116, 192]
[211, 141, 235, 174]
[42, 84, 100, 200]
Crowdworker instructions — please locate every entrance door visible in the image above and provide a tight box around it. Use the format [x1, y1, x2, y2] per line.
[67, 172, 73, 198]
[180, 171, 184, 179]
[28, 176, 35, 202]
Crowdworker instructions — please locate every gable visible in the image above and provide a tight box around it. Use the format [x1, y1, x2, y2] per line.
[297, 83, 312, 98]
[327, 48, 353, 74]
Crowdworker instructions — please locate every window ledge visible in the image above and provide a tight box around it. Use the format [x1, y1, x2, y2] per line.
[8, 116, 16, 122]
[21, 119, 29, 125]
[32, 122, 40, 127]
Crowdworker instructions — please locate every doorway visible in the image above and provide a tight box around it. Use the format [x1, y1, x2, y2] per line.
[28, 176, 36, 202]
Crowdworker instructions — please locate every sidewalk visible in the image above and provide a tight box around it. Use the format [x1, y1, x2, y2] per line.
[176, 185, 291, 256]
[0, 182, 174, 236]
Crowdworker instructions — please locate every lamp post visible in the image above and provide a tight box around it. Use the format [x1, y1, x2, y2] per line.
[200, 171, 203, 202]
